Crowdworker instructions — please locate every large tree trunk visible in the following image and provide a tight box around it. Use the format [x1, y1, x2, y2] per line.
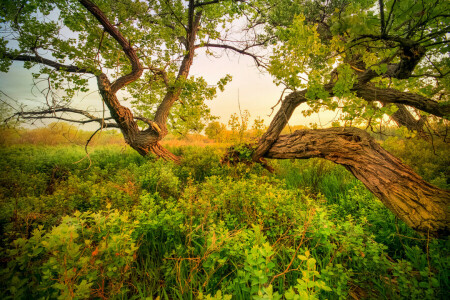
[264, 127, 450, 236]
[250, 84, 449, 236]
[81, 0, 202, 162]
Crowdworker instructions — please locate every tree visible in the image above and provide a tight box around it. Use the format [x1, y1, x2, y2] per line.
[1, 0, 449, 235]
[252, 116, 266, 138]
[0, 0, 244, 160]
[249, 0, 450, 235]
[205, 121, 226, 142]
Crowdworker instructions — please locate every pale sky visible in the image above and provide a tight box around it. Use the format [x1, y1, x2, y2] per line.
[0, 7, 341, 132]
[0, 49, 339, 131]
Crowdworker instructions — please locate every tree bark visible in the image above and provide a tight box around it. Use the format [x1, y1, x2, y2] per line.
[354, 84, 450, 118]
[387, 103, 426, 134]
[252, 90, 308, 160]
[78, 0, 203, 162]
[264, 127, 450, 236]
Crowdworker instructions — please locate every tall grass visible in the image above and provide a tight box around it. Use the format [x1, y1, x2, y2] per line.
[0, 144, 448, 299]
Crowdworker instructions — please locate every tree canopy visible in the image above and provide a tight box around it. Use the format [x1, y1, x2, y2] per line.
[1, 0, 449, 234]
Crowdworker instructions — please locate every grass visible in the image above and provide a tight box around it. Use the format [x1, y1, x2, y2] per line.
[0, 144, 448, 299]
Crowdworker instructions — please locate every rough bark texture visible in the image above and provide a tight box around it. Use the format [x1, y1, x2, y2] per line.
[387, 103, 426, 133]
[264, 127, 450, 235]
[78, 0, 202, 161]
[252, 90, 308, 160]
[354, 84, 450, 118]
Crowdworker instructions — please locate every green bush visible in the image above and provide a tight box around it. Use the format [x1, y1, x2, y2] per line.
[1, 207, 139, 299]
[0, 144, 448, 299]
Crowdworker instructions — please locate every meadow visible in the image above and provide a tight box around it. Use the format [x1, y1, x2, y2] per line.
[0, 129, 448, 299]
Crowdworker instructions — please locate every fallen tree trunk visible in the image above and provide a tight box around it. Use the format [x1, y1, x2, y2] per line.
[264, 127, 450, 236]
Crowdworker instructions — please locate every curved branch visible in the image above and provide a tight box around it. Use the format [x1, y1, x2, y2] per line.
[253, 78, 448, 161]
[265, 128, 450, 235]
[79, 0, 143, 93]
[253, 90, 307, 160]
[2, 53, 92, 73]
[355, 84, 450, 118]
[10, 107, 119, 128]
[253, 84, 335, 160]
[197, 43, 264, 67]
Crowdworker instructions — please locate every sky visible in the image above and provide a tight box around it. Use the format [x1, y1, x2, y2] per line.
[0, 13, 338, 132]
[0, 49, 339, 131]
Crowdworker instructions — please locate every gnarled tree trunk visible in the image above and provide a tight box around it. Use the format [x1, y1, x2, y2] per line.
[264, 128, 449, 235]
[80, 0, 202, 162]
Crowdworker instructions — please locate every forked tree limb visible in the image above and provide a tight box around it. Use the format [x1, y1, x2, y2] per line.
[3, 0, 200, 161]
[153, 10, 203, 135]
[254, 80, 449, 162]
[79, 0, 143, 94]
[264, 128, 450, 235]
[78, 0, 174, 158]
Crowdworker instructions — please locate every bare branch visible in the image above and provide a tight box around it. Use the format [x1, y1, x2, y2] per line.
[194, 0, 246, 8]
[385, 0, 397, 33]
[197, 43, 264, 67]
[163, 0, 187, 32]
[10, 107, 119, 128]
[409, 71, 450, 79]
[379, 0, 386, 36]
[3, 53, 92, 73]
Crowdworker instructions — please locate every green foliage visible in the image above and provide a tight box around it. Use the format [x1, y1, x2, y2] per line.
[228, 110, 251, 143]
[285, 250, 332, 299]
[0, 123, 125, 146]
[137, 159, 180, 198]
[1, 208, 139, 299]
[205, 121, 227, 142]
[265, 0, 449, 125]
[0, 143, 448, 299]
[383, 134, 450, 189]
[252, 116, 266, 138]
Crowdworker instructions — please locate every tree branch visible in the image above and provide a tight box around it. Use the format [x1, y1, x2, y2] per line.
[79, 0, 143, 93]
[194, 0, 246, 8]
[2, 53, 92, 73]
[253, 90, 307, 160]
[264, 128, 450, 235]
[197, 43, 263, 66]
[10, 107, 119, 128]
[385, 0, 397, 33]
[379, 0, 386, 36]
[153, 5, 203, 134]
[354, 84, 450, 118]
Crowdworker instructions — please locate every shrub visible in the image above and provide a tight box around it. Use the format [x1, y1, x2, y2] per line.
[1, 207, 139, 299]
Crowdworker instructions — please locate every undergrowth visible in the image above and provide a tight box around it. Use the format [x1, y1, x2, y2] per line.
[0, 144, 448, 299]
